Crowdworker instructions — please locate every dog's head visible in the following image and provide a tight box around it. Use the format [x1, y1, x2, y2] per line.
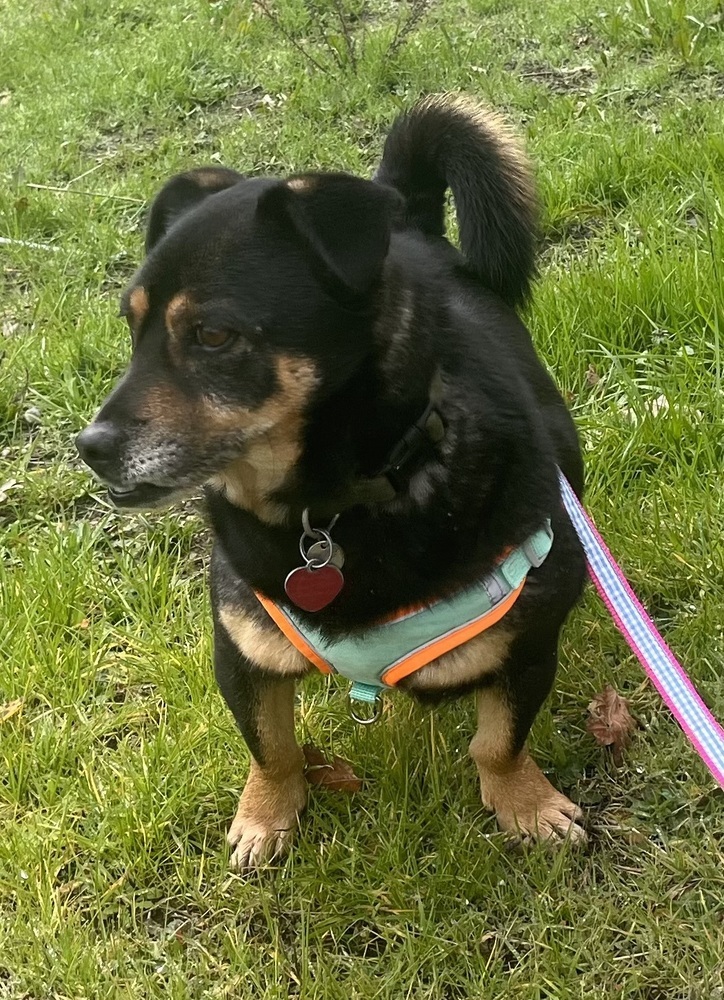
[76, 167, 402, 510]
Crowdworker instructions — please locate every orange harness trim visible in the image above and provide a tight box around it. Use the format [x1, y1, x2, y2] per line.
[381, 580, 524, 685]
[255, 592, 334, 675]
[255, 578, 525, 686]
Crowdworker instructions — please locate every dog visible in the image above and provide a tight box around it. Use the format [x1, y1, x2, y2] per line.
[76, 94, 588, 869]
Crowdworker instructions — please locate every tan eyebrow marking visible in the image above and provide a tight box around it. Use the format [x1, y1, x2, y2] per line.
[165, 292, 195, 338]
[127, 286, 149, 328]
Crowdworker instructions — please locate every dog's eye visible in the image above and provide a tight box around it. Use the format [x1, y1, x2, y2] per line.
[196, 328, 232, 350]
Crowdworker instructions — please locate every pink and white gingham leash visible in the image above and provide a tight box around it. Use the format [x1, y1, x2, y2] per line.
[558, 469, 724, 789]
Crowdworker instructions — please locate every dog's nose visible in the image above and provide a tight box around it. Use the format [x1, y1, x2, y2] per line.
[75, 422, 122, 472]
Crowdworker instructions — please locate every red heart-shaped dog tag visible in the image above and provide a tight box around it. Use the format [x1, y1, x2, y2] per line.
[284, 565, 344, 612]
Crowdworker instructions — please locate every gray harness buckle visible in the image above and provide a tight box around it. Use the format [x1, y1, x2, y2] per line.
[482, 572, 507, 605]
[521, 519, 554, 568]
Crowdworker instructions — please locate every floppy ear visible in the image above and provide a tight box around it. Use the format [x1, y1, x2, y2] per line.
[256, 173, 403, 297]
[145, 166, 244, 253]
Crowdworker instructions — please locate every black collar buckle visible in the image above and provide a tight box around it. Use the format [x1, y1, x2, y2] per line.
[378, 403, 445, 493]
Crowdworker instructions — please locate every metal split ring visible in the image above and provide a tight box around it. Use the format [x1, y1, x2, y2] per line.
[298, 528, 334, 569]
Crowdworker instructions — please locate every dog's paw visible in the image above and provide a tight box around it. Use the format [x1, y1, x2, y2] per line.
[226, 770, 307, 872]
[228, 819, 297, 871]
[479, 753, 587, 846]
[499, 790, 587, 845]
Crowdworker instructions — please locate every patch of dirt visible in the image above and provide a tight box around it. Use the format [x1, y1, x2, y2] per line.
[539, 215, 609, 265]
[686, 69, 724, 98]
[622, 66, 724, 115]
[110, 6, 157, 29]
[79, 121, 160, 170]
[1, 266, 31, 295]
[1, 269, 35, 341]
[243, 907, 302, 949]
[0, 969, 34, 1000]
[571, 24, 606, 51]
[187, 85, 265, 118]
[508, 60, 597, 95]
[144, 909, 198, 944]
[543, 215, 607, 247]
[179, 86, 275, 157]
[74, 85, 269, 181]
[1, 307, 34, 340]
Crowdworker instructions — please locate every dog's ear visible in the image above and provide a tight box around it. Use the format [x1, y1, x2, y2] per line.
[145, 167, 244, 253]
[257, 173, 403, 297]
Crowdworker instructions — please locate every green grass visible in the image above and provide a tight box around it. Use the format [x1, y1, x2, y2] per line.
[2, 0, 724, 995]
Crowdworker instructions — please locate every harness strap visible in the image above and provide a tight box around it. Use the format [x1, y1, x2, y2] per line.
[349, 682, 380, 704]
[380, 579, 525, 686]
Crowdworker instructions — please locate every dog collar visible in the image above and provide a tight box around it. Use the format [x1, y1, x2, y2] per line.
[372, 401, 446, 494]
[304, 400, 447, 519]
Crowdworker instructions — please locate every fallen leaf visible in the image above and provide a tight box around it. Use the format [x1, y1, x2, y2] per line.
[587, 684, 637, 766]
[0, 698, 24, 724]
[23, 405, 42, 426]
[0, 478, 20, 503]
[303, 743, 362, 793]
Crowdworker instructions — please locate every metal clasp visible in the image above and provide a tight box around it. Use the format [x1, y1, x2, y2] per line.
[347, 682, 383, 725]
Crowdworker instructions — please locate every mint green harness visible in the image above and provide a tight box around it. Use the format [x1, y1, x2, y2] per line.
[258, 522, 554, 716]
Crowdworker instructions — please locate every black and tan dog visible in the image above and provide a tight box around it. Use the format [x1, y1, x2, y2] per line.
[76, 94, 587, 869]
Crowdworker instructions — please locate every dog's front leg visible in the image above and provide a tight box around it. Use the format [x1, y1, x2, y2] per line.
[469, 640, 586, 845]
[214, 620, 307, 870]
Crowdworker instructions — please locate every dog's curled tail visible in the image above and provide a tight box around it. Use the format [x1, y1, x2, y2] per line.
[374, 94, 537, 308]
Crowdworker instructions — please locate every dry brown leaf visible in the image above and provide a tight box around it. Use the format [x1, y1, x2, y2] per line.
[587, 684, 637, 765]
[0, 698, 24, 724]
[303, 743, 362, 793]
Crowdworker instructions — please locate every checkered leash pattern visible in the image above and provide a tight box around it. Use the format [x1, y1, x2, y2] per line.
[559, 470, 724, 789]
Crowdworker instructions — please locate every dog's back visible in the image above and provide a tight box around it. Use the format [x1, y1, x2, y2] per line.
[373, 94, 582, 496]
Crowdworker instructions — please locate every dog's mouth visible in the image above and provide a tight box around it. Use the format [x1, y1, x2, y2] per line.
[107, 482, 179, 508]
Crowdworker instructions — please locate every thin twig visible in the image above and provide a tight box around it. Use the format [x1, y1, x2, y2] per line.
[316, 14, 346, 71]
[0, 236, 60, 252]
[331, 0, 358, 71]
[304, 5, 345, 72]
[26, 183, 144, 204]
[388, 0, 434, 59]
[66, 162, 107, 187]
[253, 0, 329, 75]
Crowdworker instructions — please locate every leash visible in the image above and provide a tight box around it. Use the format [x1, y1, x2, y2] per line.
[558, 470, 724, 790]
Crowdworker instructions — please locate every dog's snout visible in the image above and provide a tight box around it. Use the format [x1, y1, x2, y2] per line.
[75, 422, 122, 473]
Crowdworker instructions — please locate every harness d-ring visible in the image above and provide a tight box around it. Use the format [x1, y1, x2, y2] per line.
[347, 694, 382, 725]
[347, 682, 383, 725]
